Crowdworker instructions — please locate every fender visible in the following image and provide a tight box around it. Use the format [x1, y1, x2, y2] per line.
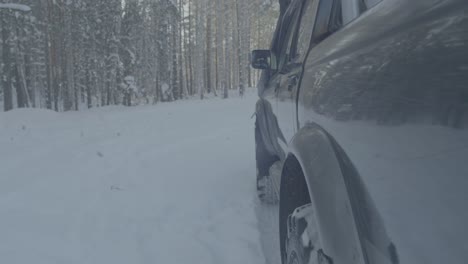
[287, 123, 365, 264]
[286, 123, 397, 264]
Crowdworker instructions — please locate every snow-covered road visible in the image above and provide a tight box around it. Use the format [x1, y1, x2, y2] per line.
[0, 92, 279, 264]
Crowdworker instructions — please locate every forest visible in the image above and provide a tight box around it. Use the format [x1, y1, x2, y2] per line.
[0, 0, 278, 112]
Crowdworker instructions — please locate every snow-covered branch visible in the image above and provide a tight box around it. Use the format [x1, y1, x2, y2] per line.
[0, 3, 31, 12]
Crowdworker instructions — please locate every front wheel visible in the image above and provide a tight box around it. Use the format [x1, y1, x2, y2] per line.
[256, 162, 281, 204]
[285, 204, 333, 264]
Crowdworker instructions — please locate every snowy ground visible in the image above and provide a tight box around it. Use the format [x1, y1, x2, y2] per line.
[0, 91, 280, 264]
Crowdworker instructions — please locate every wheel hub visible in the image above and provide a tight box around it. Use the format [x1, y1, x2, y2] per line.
[287, 203, 321, 264]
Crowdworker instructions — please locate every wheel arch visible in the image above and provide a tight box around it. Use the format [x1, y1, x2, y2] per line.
[280, 123, 399, 264]
[279, 123, 366, 264]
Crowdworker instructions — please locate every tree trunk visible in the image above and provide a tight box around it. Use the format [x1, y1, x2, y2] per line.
[178, 0, 185, 99]
[13, 20, 30, 108]
[1, 12, 13, 111]
[235, 0, 245, 95]
[172, 23, 178, 100]
[86, 67, 92, 108]
[206, 14, 212, 94]
[187, 0, 194, 96]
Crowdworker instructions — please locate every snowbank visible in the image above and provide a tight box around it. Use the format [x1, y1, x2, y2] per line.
[0, 93, 265, 264]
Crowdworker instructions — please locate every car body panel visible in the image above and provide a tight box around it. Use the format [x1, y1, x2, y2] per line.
[296, 0, 468, 263]
[255, 0, 468, 263]
[259, 0, 304, 161]
[257, 74, 289, 168]
[276, 65, 302, 155]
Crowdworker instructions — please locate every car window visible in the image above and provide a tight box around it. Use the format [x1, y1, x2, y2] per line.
[273, 0, 348, 70]
[277, 17, 294, 53]
[270, 8, 294, 72]
[276, 1, 302, 71]
[341, 0, 360, 24]
[358, 0, 367, 13]
[310, 0, 343, 46]
[313, 0, 334, 42]
[290, 0, 343, 62]
[329, 0, 343, 33]
[278, 18, 299, 70]
[341, 0, 382, 24]
[364, 0, 383, 9]
[276, 0, 301, 56]
[293, 0, 320, 61]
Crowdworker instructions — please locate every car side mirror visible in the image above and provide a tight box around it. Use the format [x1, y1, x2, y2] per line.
[251, 50, 271, 70]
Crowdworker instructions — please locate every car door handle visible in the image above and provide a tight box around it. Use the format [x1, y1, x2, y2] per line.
[287, 75, 298, 91]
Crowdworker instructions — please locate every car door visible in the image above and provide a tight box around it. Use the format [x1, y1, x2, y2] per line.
[275, 0, 321, 153]
[260, 0, 303, 160]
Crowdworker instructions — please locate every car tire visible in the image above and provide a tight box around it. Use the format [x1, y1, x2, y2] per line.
[286, 227, 308, 264]
[285, 204, 331, 264]
[280, 157, 329, 264]
[256, 170, 278, 204]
